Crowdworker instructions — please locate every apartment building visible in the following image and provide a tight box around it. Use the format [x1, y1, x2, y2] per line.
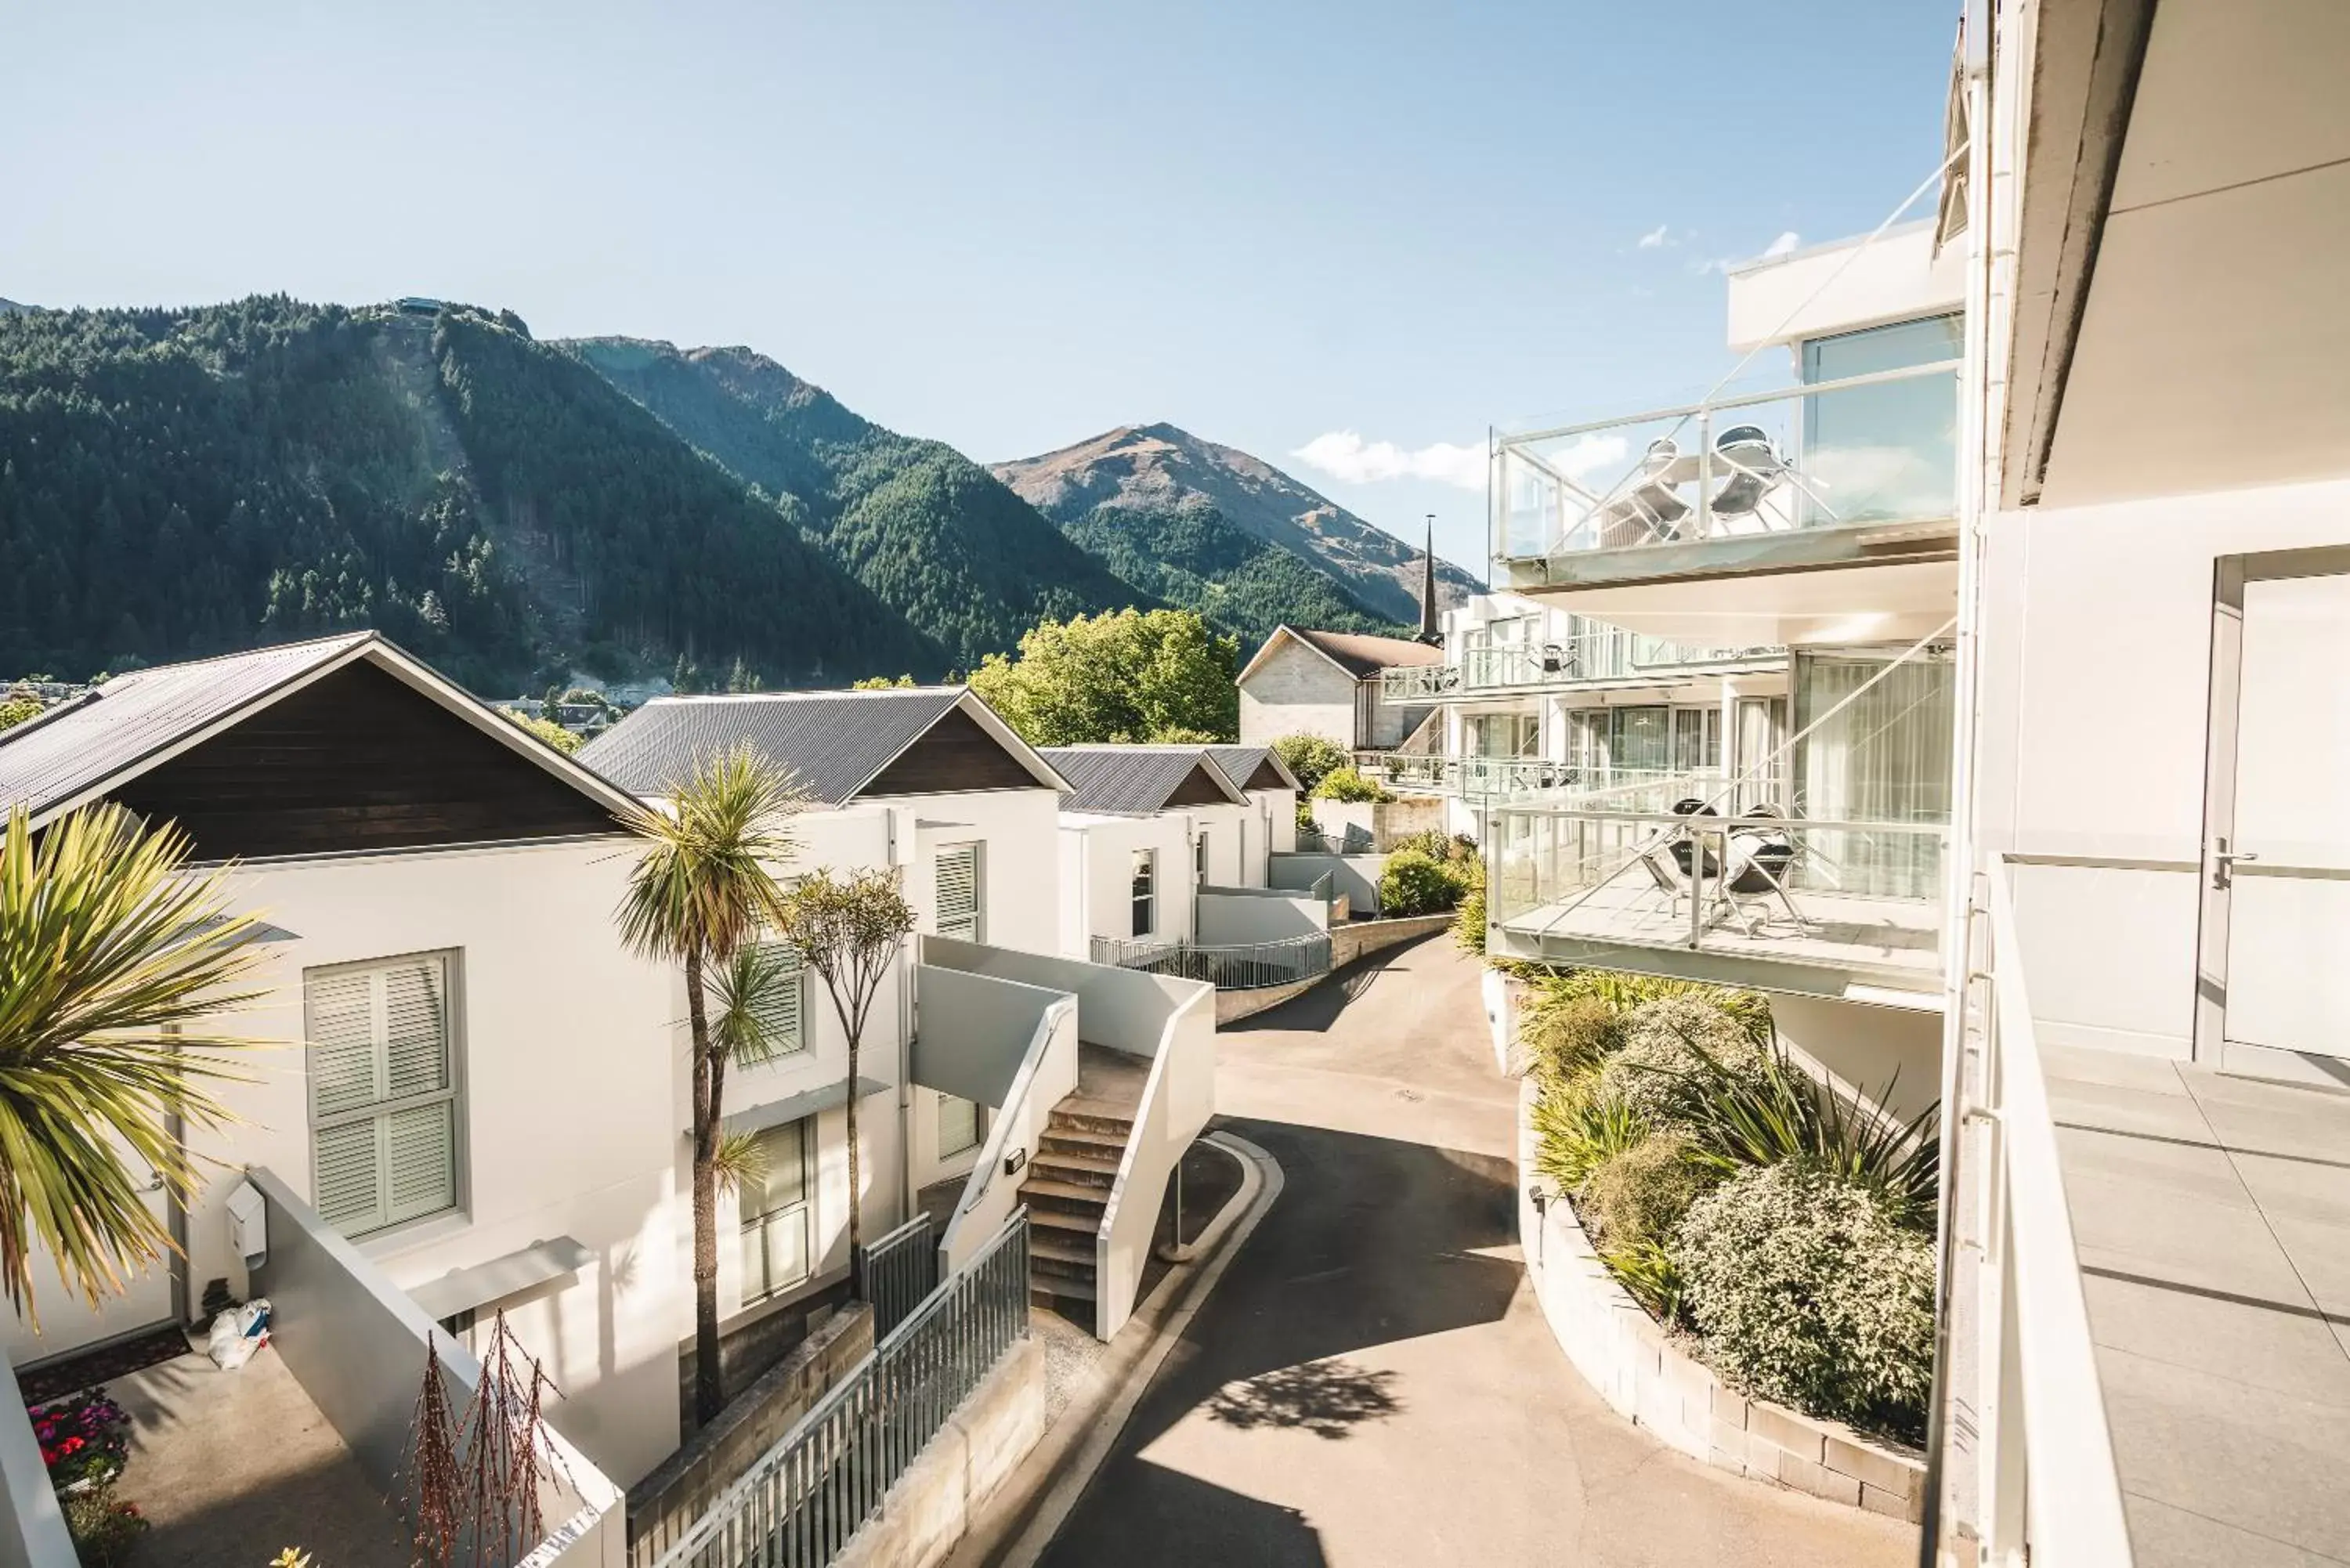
[1235, 625, 1442, 753]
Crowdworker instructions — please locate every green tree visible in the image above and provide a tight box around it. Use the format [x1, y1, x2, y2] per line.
[1270, 733, 1351, 796]
[1311, 766, 1394, 804]
[771, 869, 916, 1257]
[501, 707, 581, 754]
[1, 804, 268, 1323]
[969, 609, 1238, 745]
[613, 747, 801, 1424]
[850, 674, 916, 690]
[0, 697, 39, 732]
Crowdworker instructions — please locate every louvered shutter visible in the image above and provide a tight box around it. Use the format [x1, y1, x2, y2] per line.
[935, 845, 981, 941]
[306, 956, 456, 1237]
[749, 942, 806, 1056]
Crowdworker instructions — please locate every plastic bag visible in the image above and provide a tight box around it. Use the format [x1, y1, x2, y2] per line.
[206, 1296, 272, 1370]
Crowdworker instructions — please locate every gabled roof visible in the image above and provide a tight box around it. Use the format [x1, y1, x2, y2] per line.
[580, 687, 1065, 805]
[1041, 745, 1249, 816]
[1206, 745, 1302, 793]
[0, 631, 643, 830]
[1237, 624, 1444, 685]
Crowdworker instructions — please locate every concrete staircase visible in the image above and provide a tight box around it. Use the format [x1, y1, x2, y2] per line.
[1021, 1044, 1147, 1319]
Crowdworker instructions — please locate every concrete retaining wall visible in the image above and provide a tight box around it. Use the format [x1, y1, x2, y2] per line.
[627, 1305, 875, 1563]
[1214, 914, 1457, 1024]
[1513, 1078, 1925, 1523]
[831, 1335, 1046, 1568]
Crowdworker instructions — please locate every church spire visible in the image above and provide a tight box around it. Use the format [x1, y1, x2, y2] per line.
[1419, 515, 1441, 643]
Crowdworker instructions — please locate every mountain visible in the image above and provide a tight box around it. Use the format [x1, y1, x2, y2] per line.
[0, 298, 938, 692]
[992, 423, 1482, 631]
[566, 338, 1145, 673]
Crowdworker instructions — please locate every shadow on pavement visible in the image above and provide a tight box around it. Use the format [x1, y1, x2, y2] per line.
[1206, 1359, 1402, 1440]
[1219, 931, 1443, 1035]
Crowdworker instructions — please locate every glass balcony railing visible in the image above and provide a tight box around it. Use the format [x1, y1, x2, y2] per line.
[1494, 360, 1961, 569]
[1379, 634, 1784, 701]
[1488, 800, 1947, 983]
[1358, 757, 1736, 804]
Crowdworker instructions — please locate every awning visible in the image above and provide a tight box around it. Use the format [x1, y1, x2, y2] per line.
[409, 1236, 593, 1321]
[708, 1075, 892, 1140]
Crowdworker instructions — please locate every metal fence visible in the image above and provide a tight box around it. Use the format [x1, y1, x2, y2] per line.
[1090, 931, 1332, 991]
[650, 1211, 1032, 1568]
[854, 1213, 937, 1340]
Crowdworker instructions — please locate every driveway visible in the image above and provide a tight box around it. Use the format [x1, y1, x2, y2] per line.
[1037, 935, 1914, 1567]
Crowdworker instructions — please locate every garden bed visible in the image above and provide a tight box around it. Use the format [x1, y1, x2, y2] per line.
[1506, 970, 1932, 1523]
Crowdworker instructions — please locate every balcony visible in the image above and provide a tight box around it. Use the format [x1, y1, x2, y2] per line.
[1491, 362, 1962, 642]
[1487, 796, 1947, 1000]
[1377, 633, 1784, 702]
[1359, 755, 1734, 805]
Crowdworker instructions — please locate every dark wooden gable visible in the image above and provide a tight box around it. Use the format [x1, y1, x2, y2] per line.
[857, 705, 1044, 798]
[1236, 758, 1290, 791]
[109, 659, 622, 859]
[1166, 763, 1236, 808]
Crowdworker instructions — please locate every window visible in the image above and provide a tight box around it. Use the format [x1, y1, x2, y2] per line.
[306, 953, 460, 1239]
[739, 1119, 813, 1305]
[1195, 831, 1209, 887]
[1131, 849, 1157, 938]
[1799, 313, 1962, 527]
[935, 844, 982, 941]
[937, 1094, 984, 1158]
[743, 941, 808, 1058]
[1670, 707, 1720, 774]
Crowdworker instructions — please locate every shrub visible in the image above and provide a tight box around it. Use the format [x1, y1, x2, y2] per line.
[1310, 765, 1393, 804]
[1672, 1163, 1936, 1440]
[1531, 1071, 1647, 1191]
[1452, 853, 1487, 956]
[1599, 1238, 1687, 1324]
[1518, 993, 1621, 1084]
[60, 1479, 146, 1566]
[1599, 996, 1767, 1133]
[1578, 1133, 1714, 1250]
[31, 1389, 131, 1490]
[1389, 828, 1477, 865]
[1525, 967, 1773, 1043]
[1271, 733, 1351, 796]
[1379, 848, 1465, 916]
[1676, 1042, 1941, 1223]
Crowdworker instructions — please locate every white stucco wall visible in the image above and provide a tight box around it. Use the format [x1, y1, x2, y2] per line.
[1056, 814, 1195, 955]
[1976, 475, 2350, 1058]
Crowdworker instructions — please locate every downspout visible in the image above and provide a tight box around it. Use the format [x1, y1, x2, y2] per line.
[891, 805, 913, 1227]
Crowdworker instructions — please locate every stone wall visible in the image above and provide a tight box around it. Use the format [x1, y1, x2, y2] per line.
[830, 1335, 1046, 1568]
[1513, 1077, 1926, 1523]
[1213, 914, 1456, 1024]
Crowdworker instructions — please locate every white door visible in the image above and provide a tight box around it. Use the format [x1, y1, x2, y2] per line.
[4, 1149, 177, 1368]
[2198, 555, 2350, 1078]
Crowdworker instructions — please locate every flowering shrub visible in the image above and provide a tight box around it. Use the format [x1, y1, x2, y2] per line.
[1598, 995, 1767, 1133]
[61, 1479, 146, 1566]
[31, 1389, 131, 1491]
[1673, 1163, 1936, 1440]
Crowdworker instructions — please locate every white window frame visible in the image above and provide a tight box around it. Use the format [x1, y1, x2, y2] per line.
[739, 1118, 815, 1306]
[1195, 829, 1210, 887]
[936, 1093, 985, 1160]
[304, 949, 466, 1241]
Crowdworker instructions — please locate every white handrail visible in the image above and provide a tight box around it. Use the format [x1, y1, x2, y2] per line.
[935, 995, 1076, 1274]
[1976, 858, 2133, 1566]
[1090, 979, 1216, 1339]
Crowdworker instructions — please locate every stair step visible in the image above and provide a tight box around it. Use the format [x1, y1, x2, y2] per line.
[1032, 1274, 1097, 1306]
[1048, 1107, 1137, 1139]
[1030, 1233, 1096, 1268]
[1029, 1151, 1120, 1186]
[1019, 1177, 1111, 1212]
[1039, 1127, 1128, 1159]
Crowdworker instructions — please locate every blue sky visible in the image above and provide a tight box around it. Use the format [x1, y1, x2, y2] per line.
[2, 1, 1956, 576]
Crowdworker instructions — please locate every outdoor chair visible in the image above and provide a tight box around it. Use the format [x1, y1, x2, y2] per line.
[1707, 422, 1840, 532]
[1589, 438, 1693, 547]
[1667, 797, 1723, 880]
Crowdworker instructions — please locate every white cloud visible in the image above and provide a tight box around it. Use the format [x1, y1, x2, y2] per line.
[1550, 433, 1628, 478]
[1636, 223, 1671, 250]
[1291, 431, 1488, 490]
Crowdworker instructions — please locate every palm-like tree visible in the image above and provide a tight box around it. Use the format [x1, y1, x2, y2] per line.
[0, 804, 268, 1326]
[613, 746, 801, 1425]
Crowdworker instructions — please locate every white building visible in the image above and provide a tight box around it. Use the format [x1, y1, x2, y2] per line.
[1235, 625, 1443, 754]
[1042, 745, 1257, 960]
[0, 633, 686, 1489]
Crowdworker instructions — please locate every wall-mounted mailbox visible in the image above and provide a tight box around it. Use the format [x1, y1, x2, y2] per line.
[226, 1180, 267, 1266]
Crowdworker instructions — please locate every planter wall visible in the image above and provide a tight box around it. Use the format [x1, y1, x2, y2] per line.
[1513, 1075, 1926, 1523]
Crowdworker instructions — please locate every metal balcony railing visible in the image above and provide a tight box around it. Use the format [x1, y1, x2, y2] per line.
[1494, 359, 1961, 567]
[1090, 931, 1332, 991]
[1487, 802, 1947, 982]
[1379, 636, 1784, 701]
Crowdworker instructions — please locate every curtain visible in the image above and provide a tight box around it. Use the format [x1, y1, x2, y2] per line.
[1792, 649, 1953, 898]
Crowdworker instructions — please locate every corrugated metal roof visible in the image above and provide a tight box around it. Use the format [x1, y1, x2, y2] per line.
[580, 688, 972, 804]
[1206, 745, 1301, 793]
[0, 633, 375, 822]
[1041, 746, 1247, 815]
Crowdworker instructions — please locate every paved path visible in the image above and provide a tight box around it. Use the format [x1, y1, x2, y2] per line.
[1037, 936, 1913, 1567]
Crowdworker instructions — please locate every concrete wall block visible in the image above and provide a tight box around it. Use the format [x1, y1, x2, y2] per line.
[1746, 1402, 1827, 1465]
[1708, 1412, 1749, 1455]
[1710, 1386, 1750, 1429]
[1707, 1445, 1751, 1479]
[1860, 1481, 1925, 1523]
[1821, 1431, 1920, 1499]
[1777, 1451, 1862, 1509]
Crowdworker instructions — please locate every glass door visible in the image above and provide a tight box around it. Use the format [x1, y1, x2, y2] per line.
[2198, 555, 2350, 1073]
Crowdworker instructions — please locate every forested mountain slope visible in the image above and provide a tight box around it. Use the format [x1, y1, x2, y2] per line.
[567, 338, 1147, 672]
